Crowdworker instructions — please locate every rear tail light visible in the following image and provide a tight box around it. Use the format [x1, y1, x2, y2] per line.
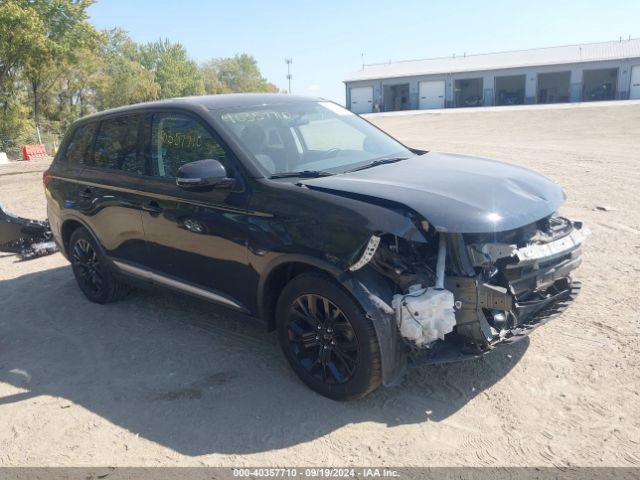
[43, 169, 53, 188]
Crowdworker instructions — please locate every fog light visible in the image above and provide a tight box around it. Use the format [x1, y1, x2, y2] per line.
[491, 310, 508, 330]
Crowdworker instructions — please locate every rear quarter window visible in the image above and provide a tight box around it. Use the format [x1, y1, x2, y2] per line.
[61, 122, 98, 166]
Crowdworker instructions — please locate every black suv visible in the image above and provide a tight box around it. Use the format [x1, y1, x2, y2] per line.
[45, 94, 587, 400]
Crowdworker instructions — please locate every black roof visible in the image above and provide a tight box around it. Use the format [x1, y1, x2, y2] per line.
[79, 93, 324, 122]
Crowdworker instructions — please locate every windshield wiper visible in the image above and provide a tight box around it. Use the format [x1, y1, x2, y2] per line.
[345, 156, 410, 173]
[269, 170, 334, 179]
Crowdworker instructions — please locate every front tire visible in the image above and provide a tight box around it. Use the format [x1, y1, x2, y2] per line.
[276, 272, 382, 400]
[69, 227, 128, 304]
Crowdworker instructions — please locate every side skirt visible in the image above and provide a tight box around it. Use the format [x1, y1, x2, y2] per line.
[111, 259, 249, 314]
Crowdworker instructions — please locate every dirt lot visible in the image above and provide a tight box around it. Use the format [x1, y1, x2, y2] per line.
[1, 102, 639, 466]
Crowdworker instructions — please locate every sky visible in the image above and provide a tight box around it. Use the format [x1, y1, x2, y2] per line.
[88, 0, 640, 105]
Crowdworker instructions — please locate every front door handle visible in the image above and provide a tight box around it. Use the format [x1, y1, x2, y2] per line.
[79, 187, 94, 199]
[142, 200, 163, 216]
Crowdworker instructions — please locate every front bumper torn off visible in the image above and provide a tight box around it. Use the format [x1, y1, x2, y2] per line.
[411, 222, 588, 364]
[0, 204, 57, 260]
[467, 224, 588, 270]
[413, 279, 581, 365]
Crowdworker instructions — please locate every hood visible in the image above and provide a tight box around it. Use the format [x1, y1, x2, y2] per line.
[300, 152, 565, 233]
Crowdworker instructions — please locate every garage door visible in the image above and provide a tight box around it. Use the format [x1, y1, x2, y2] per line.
[630, 65, 640, 100]
[419, 80, 445, 109]
[350, 87, 373, 114]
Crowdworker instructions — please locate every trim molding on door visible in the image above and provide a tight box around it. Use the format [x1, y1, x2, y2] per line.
[112, 259, 247, 312]
[51, 175, 271, 217]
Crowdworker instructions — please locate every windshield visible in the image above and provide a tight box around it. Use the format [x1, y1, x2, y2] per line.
[211, 101, 412, 177]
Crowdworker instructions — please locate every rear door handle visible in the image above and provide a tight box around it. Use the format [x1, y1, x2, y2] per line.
[142, 200, 163, 216]
[79, 187, 94, 199]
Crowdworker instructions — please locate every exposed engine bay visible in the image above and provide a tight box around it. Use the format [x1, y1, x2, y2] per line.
[349, 213, 588, 362]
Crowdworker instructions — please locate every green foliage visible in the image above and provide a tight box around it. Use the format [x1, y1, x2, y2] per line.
[19, 1, 100, 117]
[140, 39, 204, 98]
[0, 100, 34, 157]
[0, 1, 47, 95]
[94, 29, 159, 109]
[201, 54, 278, 94]
[0, 1, 277, 157]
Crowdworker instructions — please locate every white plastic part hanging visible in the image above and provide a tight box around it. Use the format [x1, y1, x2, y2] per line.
[349, 235, 380, 271]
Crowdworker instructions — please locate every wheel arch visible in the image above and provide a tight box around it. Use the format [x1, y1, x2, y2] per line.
[258, 254, 344, 331]
[60, 217, 104, 258]
[258, 254, 407, 386]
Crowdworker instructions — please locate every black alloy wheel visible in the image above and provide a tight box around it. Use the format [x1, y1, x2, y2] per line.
[69, 227, 129, 304]
[72, 238, 104, 296]
[276, 272, 382, 400]
[286, 293, 359, 385]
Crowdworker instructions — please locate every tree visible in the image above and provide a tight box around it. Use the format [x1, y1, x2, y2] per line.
[0, 94, 34, 157]
[93, 29, 159, 109]
[140, 39, 204, 98]
[201, 54, 278, 94]
[18, 0, 99, 142]
[0, 1, 48, 151]
[0, 2, 280, 157]
[0, 1, 47, 97]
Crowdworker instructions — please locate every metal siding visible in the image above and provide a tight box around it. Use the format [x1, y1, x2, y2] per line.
[525, 71, 537, 104]
[346, 38, 640, 82]
[570, 69, 583, 102]
[345, 58, 636, 109]
[630, 64, 640, 99]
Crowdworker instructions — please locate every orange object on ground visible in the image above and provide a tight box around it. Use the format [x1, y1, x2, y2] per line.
[21, 144, 47, 160]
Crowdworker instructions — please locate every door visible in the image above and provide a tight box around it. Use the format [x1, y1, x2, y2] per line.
[350, 87, 373, 114]
[419, 80, 445, 109]
[630, 65, 640, 100]
[78, 114, 148, 266]
[139, 111, 253, 312]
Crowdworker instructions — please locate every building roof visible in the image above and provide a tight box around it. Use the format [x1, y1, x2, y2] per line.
[346, 38, 640, 82]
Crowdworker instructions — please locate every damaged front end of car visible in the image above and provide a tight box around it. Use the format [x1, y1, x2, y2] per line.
[346, 211, 588, 379]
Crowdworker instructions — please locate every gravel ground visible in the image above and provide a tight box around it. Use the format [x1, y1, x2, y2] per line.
[0, 102, 639, 466]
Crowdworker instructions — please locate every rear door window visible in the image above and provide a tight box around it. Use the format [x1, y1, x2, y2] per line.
[92, 115, 143, 174]
[63, 122, 97, 165]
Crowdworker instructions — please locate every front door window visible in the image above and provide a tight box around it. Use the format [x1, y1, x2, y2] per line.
[150, 113, 232, 178]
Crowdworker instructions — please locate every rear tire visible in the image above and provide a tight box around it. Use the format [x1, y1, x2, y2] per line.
[69, 227, 128, 304]
[276, 272, 382, 400]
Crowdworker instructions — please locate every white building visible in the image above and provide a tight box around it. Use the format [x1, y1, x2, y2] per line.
[344, 38, 640, 113]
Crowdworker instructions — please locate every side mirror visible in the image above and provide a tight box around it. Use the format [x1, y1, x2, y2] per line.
[176, 159, 235, 191]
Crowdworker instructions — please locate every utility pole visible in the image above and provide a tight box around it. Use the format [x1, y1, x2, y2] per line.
[285, 58, 293, 94]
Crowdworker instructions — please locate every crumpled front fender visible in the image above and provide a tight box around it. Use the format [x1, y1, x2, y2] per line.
[339, 267, 408, 386]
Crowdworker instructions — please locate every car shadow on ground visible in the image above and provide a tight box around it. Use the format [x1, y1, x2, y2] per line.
[0, 263, 528, 456]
